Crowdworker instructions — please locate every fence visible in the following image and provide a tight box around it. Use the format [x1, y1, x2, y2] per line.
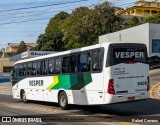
[0, 73, 11, 83]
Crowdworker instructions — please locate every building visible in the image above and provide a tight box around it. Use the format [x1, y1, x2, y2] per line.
[5, 42, 36, 53]
[0, 58, 15, 73]
[99, 23, 160, 57]
[116, 0, 160, 17]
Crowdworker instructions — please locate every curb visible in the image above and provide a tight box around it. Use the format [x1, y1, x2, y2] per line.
[150, 82, 160, 98]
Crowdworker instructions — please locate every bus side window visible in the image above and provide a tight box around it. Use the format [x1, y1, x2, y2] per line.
[70, 55, 77, 73]
[23, 64, 27, 76]
[78, 53, 90, 72]
[55, 58, 61, 74]
[37, 61, 41, 75]
[18, 64, 23, 77]
[92, 50, 103, 71]
[32, 62, 36, 76]
[40, 60, 48, 75]
[49, 59, 54, 74]
[62, 57, 69, 74]
[27, 63, 32, 76]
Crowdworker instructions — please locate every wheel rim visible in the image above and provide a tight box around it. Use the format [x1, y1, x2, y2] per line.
[60, 95, 66, 107]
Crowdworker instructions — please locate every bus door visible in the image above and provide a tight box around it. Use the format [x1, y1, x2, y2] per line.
[11, 65, 19, 86]
[11, 65, 19, 98]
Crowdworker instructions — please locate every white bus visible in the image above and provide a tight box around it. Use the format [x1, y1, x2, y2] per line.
[11, 42, 149, 109]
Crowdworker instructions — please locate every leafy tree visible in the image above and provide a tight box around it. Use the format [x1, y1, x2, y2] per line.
[94, 2, 123, 34]
[16, 41, 27, 54]
[62, 2, 123, 49]
[36, 34, 48, 50]
[145, 14, 160, 23]
[36, 2, 123, 50]
[45, 11, 69, 36]
[7, 52, 16, 57]
[62, 7, 96, 48]
[124, 16, 143, 29]
[36, 12, 69, 51]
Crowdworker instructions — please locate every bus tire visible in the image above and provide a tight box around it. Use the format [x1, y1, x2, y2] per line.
[58, 91, 68, 110]
[21, 90, 28, 103]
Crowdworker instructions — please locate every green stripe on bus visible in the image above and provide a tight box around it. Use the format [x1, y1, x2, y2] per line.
[49, 73, 92, 90]
[51, 75, 68, 89]
[60, 74, 78, 89]
[69, 73, 92, 90]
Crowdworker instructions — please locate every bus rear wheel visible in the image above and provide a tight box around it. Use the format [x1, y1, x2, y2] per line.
[21, 90, 28, 103]
[58, 92, 68, 110]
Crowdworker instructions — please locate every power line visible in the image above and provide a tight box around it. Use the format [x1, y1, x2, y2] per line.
[1, 1, 90, 23]
[0, 17, 50, 25]
[0, 0, 99, 28]
[0, 29, 44, 46]
[0, 0, 102, 47]
[12, 29, 44, 43]
[0, 0, 90, 13]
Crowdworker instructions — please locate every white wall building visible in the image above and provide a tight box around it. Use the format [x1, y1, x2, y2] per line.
[99, 23, 160, 57]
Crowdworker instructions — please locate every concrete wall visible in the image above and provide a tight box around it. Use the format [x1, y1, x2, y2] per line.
[0, 58, 15, 72]
[149, 23, 160, 56]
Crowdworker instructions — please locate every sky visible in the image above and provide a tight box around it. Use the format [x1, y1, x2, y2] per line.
[0, 0, 155, 48]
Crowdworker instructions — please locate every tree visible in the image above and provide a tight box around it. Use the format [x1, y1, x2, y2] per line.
[36, 12, 69, 51]
[145, 14, 160, 23]
[62, 7, 96, 48]
[36, 2, 123, 50]
[62, 2, 123, 49]
[124, 16, 143, 29]
[45, 11, 69, 36]
[94, 2, 123, 34]
[16, 41, 27, 54]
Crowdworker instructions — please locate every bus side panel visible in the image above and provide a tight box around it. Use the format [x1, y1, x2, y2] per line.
[67, 90, 84, 105]
[13, 76, 55, 101]
[64, 72, 104, 105]
[80, 73, 104, 105]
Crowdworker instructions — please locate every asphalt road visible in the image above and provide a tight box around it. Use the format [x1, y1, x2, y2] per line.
[0, 69, 160, 125]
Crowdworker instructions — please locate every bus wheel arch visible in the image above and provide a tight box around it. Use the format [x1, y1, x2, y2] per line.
[58, 90, 68, 110]
[20, 89, 28, 103]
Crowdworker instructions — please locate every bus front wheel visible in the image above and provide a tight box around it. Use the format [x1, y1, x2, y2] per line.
[58, 91, 68, 110]
[21, 90, 28, 103]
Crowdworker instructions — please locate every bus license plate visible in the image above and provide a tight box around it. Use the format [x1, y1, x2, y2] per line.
[128, 97, 135, 101]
